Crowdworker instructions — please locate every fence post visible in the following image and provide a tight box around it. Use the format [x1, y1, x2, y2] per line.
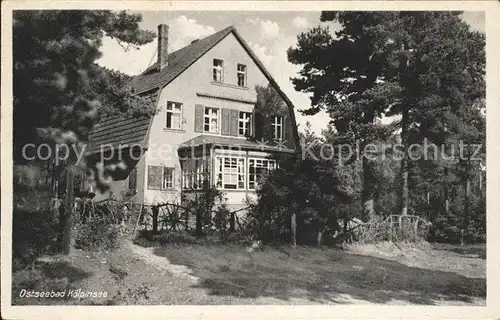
[413, 218, 419, 239]
[389, 215, 393, 242]
[152, 205, 159, 233]
[229, 211, 235, 232]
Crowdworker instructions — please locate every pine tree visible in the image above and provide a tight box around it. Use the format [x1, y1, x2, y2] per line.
[13, 10, 156, 163]
[288, 11, 485, 220]
[288, 12, 402, 221]
[13, 10, 156, 254]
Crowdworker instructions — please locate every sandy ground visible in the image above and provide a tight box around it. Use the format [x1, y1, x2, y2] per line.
[12, 240, 485, 306]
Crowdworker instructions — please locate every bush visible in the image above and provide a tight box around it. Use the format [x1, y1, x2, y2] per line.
[430, 195, 486, 244]
[74, 216, 120, 251]
[181, 183, 229, 237]
[246, 157, 354, 245]
[12, 209, 59, 270]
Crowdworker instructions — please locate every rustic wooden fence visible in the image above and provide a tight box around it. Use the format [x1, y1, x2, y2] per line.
[74, 198, 251, 237]
[342, 214, 431, 244]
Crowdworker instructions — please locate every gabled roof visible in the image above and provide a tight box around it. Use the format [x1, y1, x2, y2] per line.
[128, 26, 235, 94]
[88, 25, 301, 155]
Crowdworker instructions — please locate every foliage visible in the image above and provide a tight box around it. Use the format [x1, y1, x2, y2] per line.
[12, 10, 156, 257]
[247, 155, 354, 244]
[73, 198, 130, 250]
[254, 83, 287, 142]
[74, 216, 121, 251]
[182, 183, 229, 237]
[431, 193, 485, 244]
[13, 10, 156, 163]
[288, 11, 485, 241]
[12, 209, 59, 270]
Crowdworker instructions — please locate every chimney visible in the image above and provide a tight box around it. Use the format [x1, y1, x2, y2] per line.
[157, 24, 169, 71]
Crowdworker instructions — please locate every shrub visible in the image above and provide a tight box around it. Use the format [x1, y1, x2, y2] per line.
[12, 209, 59, 270]
[74, 216, 120, 251]
[181, 183, 228, 237]
[246, 156, 354, 245]
[430, 195, 486, 244]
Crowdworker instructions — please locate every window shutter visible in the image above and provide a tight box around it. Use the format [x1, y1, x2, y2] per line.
[254, 111, 264, 141]
[250, 112, 255, 138]
[147, 166, 162, 190]
[221, 108, 230, 135]
[194, 104, 204, 132]
[230, 109, 239, 136]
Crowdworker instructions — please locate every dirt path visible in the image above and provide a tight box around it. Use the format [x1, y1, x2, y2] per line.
[126, 240, 200, 285]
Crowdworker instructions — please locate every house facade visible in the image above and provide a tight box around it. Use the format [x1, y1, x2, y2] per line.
[87, 25, 300, 210]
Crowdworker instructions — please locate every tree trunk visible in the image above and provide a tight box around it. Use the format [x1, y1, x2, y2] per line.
[62, 163, 75, 255]
[229, 212, 235, 232]
[317, 229, 323, 247]
[444, 166, 450, 216]
[291, 213, 297, 247]
[400, 108, 409, 216]
[195, 208, 203, 238]
[362, 156, 377, 221]
[461, 177, 471, 246]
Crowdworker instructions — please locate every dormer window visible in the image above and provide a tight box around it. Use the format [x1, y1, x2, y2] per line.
[213, 59, 224, 82]
[237, 64, 247, 87]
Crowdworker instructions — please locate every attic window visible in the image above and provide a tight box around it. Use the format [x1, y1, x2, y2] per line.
[213, 59, 224, 82]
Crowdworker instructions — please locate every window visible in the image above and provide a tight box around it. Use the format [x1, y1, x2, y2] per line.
[163, 167, 174, 189]
[238, 112, 251, 136]
[213, 59, 224, 82]
[181, 158, 209, 190]
[148, 166, 174, 190]
[204, 107, 219, 133]
[248, 159, 276, 190]
[272, 115, 284, 140]
[237, 64, 247, 87]
[128, 167, 137, 190]
[215, 156, 245, 189]
[166, 101, 182, 130]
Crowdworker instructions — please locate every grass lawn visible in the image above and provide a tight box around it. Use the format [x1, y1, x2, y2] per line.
[12, 240, 485, 306]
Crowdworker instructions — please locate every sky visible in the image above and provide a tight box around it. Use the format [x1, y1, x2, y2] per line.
[97, 11, 485, 135]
